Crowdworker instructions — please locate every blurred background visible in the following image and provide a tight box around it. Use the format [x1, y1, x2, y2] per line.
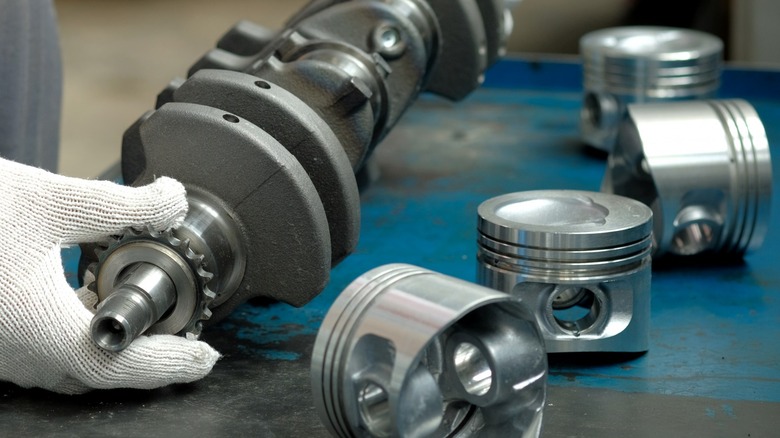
[54, 0, 779, 177]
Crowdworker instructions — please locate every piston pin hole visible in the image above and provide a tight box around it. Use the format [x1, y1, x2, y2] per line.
[453, 342, 493, 397]
[358, 381, 391, 437]
[550, 286, 600, 334]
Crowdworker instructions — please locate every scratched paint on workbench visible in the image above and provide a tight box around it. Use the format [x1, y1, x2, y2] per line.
[62, 60, 780, 405]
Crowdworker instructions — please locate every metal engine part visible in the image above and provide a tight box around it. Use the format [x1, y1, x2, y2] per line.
[311, 264, 547, 438]
[602, 99, 772, 258]
[89, 189, 244, 351]
[85, 0, 514, 350]
[477, 190, 653, 353]
[580, 26, 723, 152]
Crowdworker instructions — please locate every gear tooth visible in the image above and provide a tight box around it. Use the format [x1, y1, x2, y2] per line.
[198, 267, 214, 281]
[83, 260, 99, 290]
[203, 287, 216, 300]
[182, 239, 197, 259]
[202, 307, 213, 320]
[93, 237, 113, 249]
[185, 241, 204, 263]
[165, 230, 182, 246]
[92, 235, 121, 282]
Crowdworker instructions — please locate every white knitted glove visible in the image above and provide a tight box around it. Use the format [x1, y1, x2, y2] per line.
[0, 158, 220, 394]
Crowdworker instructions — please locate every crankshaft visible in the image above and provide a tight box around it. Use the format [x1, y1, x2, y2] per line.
[83, 0, 515, 351]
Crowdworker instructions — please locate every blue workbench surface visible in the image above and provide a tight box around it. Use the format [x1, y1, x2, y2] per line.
[207, 57, 780, 402]
[55, 57, 779, 436]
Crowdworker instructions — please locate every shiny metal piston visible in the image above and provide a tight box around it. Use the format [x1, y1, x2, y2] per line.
[603, 99, 772, 258]
[311, 264, 547, 438]
[580, 26, 723, 152]
[477, 190, 653, 353]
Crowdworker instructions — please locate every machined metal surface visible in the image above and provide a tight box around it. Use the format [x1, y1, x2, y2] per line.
[91, 263, 177, 352]
[477, 190, 653, 353]
[580, 26, 723, 152]
[603, 99, 772, 258]
[91, 188, 246, 350]
[312, 264, 547, 437]
[94, 234, 205, 341]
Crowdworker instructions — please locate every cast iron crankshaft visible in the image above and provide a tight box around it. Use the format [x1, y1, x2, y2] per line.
[83, 0, 515, 351]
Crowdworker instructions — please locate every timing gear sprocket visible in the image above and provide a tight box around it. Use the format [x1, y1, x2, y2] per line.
[89, 227, 215, 338]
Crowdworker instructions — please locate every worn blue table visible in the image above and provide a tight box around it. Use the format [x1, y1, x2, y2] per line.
[6, 57, 779, 437]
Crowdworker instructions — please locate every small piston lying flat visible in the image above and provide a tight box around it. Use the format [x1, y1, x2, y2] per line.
[603, 99, 772, 258]
[312, 264, 547, 438]
[477, 191, 653, 353]
[580, 26, 723, 152]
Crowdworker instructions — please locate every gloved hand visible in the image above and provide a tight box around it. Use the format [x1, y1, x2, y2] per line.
[0, 158, 220, 394]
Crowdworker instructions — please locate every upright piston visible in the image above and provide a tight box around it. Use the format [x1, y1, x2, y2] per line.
[477, 190, 653, 353]
[312, 264, 547, 437]
[580, 26, 723, 152]
[602, 99, 772, 258]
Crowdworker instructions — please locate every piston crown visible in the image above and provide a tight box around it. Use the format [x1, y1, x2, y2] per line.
[478, 190, 653, 250]
[581, 26, 722, 62]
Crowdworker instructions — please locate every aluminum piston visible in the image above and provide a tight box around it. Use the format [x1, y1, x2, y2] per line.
[477, 191, 653, 353]
[580, 26, 723, 152]
[311, 264, 547, 438]
[602, 99, 772, 258]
